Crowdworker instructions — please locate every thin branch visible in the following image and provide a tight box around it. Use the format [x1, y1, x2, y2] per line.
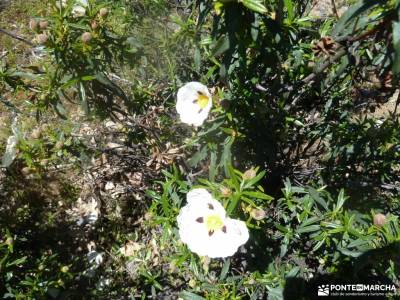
[331, 0, 339, 19]
[0, 27, 35, 47]
[302, 48, 347, 85]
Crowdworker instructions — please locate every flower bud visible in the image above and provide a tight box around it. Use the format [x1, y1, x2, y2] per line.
[243, 168, 257, 180]
[39, 20, 49, 30]
[31, 128, 42, 139]
[250, 208, 266, 220]
[81, 32, 92, 43]
[29, 19, 39, 32]
[40, 159, 49, 166]
[5, 237, 13, 246]
[91, 20, 98, 30]
[21, 167, 34, 176]
[55, 141, 64, 150]
[61, 266, 69, 273]
[99, 8, 108, 18]
[36, 33, 48, 45]
[373, 213, 386, 227]
[220, 186, 232, 197]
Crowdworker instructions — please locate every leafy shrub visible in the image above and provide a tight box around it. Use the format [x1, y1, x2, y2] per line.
[0, 0, 399, 299]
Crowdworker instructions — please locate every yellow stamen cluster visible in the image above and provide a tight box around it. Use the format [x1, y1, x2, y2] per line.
[206, 215, 224, 232]
[197, 93, 210, 109]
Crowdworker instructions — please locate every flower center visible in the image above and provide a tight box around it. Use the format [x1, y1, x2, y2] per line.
[206, 215, 224, 232]
[197, 93, 209, 109]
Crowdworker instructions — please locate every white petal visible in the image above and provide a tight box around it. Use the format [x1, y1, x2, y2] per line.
[72, 5, 86, 17]
[224, 218, 249, 248]
[202, 219, 249, 258]
[77, 0, 88, 6]
[71, 0, 88, 17]
[186, 188, 213, 204]
[177, 189, 249, 258]
[178, 216, 249, 258]
[178, 189, 225, 252]
[186, 189, 225, 216]
[176, 82, 212, 126]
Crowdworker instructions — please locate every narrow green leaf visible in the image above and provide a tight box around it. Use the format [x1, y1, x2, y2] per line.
[219, 258, 230, 280]
[243, 170, 266, 189]
[211, 35, 230, 57]
[78, 82, 88, 114]
[240, 0, 267, 14]
[194, 47, 201, 72]
[297, 225, 320, 234]
[392, 21, 400, 73]
[332, 0, 384, 36]
[299, 216, 321, 228]
[187, 146, 208, 167]
[242, 190, 273, 201]
[283, 0, 294, 21]
[179, 291, 206, 300]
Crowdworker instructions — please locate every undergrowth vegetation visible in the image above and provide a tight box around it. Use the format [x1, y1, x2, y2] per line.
[0, 0, 399, 299]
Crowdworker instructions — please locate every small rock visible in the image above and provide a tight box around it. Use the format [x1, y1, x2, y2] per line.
[104, 181, 115, 191]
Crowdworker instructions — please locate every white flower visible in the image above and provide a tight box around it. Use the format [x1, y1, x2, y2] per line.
[56, 0, 88, 17]
[177, 188, 249, 258]
[72, 0, 88, 17]
[176, 82, 212, 126]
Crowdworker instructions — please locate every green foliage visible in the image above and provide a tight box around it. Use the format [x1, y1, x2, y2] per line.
[0, 0, 399, 298]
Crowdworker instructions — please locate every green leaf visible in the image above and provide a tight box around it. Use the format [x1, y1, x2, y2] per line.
[221, 137, 234, 177]
[78, 81, 88, 114]
[332, 0, 384, 36]
[6, 256, 27, 267]
[347, 238, 372, 248]
[194, 47, 201, 72]
[337, 247, 363, 257]
[95, 73, 128, 102]
[286, 266, 300, 278]
[240, 0, 267, 14]
[68, 23, 88, 30]
[312, 239, 326, 252]
[243, 170, 266, 189]
[54, 100, 67, 119]
[297, 224, 320, 234]
[12, 71, 39, 80]
[211, 35, 230, 57]
[392, 21, 400, 73]
[209, 151, 218, 182]
[219, 258, 230, 280]
[308, 187, 328, 211]
[226, 192, 241, 215]
[198, 120, 224, 137]
[299, 216, 321, 228]
[242, 190, 273, 201]
[284, 0, 294, 21]
[267, 286, 284, 300]
[187, 146, 208, 167]
[335, 189, 346, 212]
[179, 291, 206, 300]
[275, 223, 289, 233]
